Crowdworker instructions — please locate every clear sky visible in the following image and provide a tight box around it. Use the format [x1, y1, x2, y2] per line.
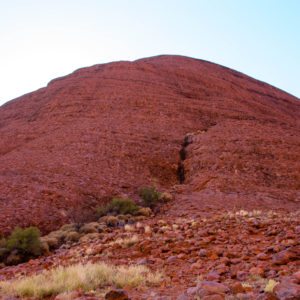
[0, 0, 299, 106]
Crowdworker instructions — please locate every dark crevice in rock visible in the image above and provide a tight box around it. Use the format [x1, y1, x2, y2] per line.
[177, 134, 193, 184]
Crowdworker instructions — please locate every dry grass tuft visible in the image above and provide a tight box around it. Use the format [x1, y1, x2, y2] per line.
[264, 279, 279, 293]
[0, 262, 162, 298]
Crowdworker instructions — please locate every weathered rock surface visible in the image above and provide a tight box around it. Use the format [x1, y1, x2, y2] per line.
[0, 55, 299, 234]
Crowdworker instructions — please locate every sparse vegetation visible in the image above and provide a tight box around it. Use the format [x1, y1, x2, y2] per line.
[0, 262, 162, 298]
[139, 186, 161, 208]
[6, 226, 42, 257]
[0, 227, 42, 265]
[96, 197, 139, 217]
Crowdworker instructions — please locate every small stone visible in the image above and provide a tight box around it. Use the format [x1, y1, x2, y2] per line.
[195, 281, 229, 297]
[230, 282, 245, 294]
[236, 271, 248, 281]
[205, 271, 221, 281]
[136, 258, 153, 265]
[257, 253, 269, 260]
[166, 255, 177, 263]
[105, 289, 129, 300]
[272, 247, 299, 265]
[249, 267, 265, 277]
[274, 280, 300, 300]
[198, 249, 208, 257]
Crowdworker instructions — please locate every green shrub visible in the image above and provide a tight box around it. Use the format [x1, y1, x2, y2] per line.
[138, 186, 161, 208]
[6, 227, 42, 257]
[96, 197, 139, 217]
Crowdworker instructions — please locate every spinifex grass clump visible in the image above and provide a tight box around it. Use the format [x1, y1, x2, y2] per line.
[0, 262, 162, 298]
[96, 197, 139, 217]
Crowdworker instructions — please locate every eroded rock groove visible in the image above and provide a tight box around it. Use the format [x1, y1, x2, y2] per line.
[177, 135, 193, 184]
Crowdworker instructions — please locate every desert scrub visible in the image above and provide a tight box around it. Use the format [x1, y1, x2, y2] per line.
[6, 227, 42, 257]
[0, 262, 162, 298]
[139, 186, 161, 208]
[96, 197, 139, 217]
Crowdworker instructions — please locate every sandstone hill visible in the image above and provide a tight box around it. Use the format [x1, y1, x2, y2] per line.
[0, 55, 299, 235]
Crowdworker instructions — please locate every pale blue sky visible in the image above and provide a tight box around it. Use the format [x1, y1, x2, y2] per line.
[0, 0, 299, 105]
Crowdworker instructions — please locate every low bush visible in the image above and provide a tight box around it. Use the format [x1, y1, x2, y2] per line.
[96, 197, 139, 217]
[6, 227, 42, 257]
[0, 262, 162, 298]
[138, 186, 161, 208]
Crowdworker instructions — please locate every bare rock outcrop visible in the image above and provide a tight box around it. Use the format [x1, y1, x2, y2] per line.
[0, 55, 299, 234]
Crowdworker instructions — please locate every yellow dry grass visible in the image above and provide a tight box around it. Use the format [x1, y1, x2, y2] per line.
[264, 279, 279, 293]
[0, 262, 162, 299]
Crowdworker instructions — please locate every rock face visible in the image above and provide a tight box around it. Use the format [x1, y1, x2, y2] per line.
[0, 55, 299, 234]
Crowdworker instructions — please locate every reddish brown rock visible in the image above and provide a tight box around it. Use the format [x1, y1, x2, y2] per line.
[0, 55, 299, 234]
[187, 281, 229, 298]
[274, 280, 300, 300]
[292, 271, 300, 284]
[230, 282, 245, 294]
[249, 266, 265, 277]
[272, 247, 300, 265]
[105, 289, 129, 300]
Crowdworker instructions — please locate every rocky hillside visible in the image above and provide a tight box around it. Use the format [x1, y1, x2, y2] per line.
[0, 55, 299, 234]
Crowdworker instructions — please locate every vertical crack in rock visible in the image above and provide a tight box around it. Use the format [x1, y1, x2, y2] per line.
[177, 135, 193, 184]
